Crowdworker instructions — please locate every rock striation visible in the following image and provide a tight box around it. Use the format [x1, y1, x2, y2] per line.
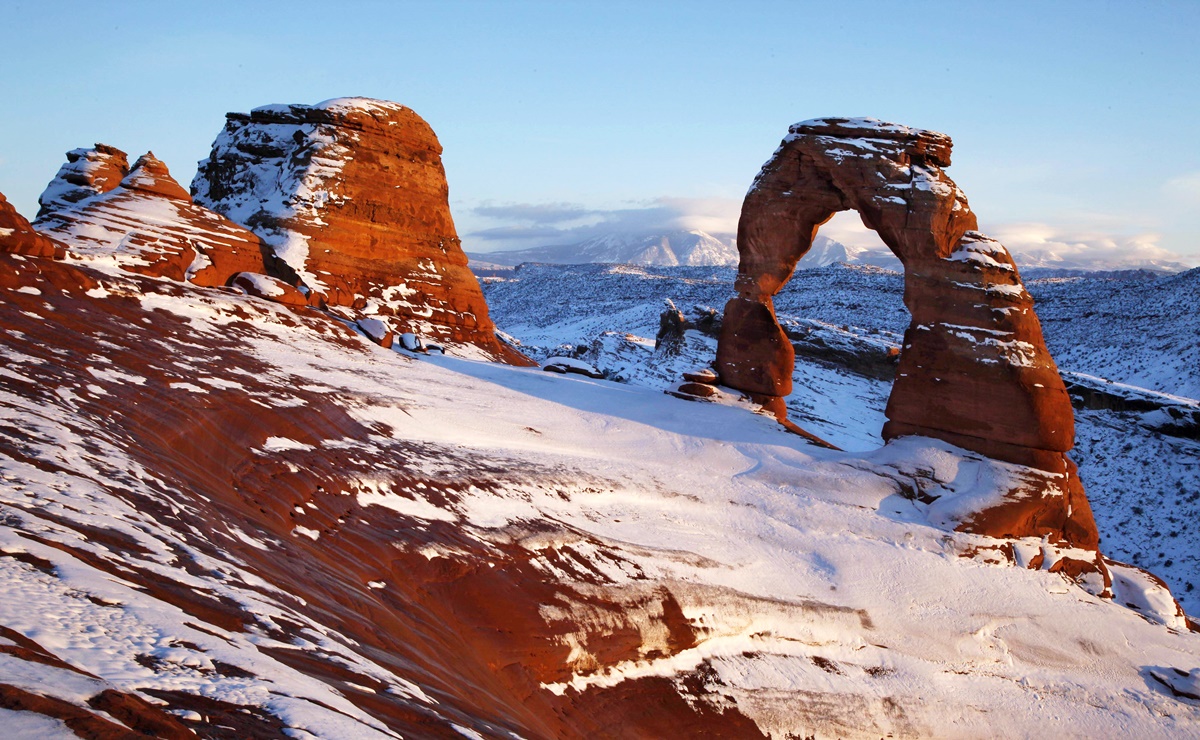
[34, 144, 129, 219]
[35, 150, 268, 286]
[716, 117, 1097, 548]
[192, 97, 527, 363]
[0, 191, 64, 259]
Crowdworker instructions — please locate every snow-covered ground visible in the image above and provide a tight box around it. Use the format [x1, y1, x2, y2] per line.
[1, 255, 1199, 736]
[481, 262, 1200, 615]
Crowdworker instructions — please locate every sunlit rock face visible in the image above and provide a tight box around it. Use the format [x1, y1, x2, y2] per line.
[34, 149, 268, 286]
[716, 117, 1097, 548]
[34, 143, 129, 220]
[192, 97, 528, 364]
[0, 191, 64, 259]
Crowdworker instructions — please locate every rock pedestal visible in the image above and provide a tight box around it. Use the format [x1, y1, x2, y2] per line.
[192, 97, 528, 364]
[716, 117, 1096, 548]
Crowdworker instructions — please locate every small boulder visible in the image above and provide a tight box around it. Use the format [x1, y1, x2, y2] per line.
[682, 368, 719, 385]
[357, 317, 394, 349]
[399, 333, 426, 353]
[543, 357, 604, 379]
[677, 382, 717, 398]
[232, 272, 308, 307]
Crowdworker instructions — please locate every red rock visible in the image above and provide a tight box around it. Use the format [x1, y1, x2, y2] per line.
[682, 368, 719, 384]
[192, 98, 530, 365]
[356, 316, 395, 348]
[676, 381, 717, 397]
[0, 191, 65, 259]
[34, 143, 129, 220]
[716, 117, 1095, 547]
[35, 150, 267, 286]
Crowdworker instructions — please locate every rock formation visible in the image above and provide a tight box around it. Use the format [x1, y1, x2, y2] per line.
[34, 143, 129, 219]
[192, 97, 528, 363]
[34, 150, 268, 286]
[0, 191, 64, 259]
[716, 117, 1097, 548]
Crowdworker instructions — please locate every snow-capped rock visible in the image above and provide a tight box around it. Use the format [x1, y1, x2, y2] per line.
[34, 150, 268, 286]
[34, 143, 129, 221]
[193, 97, 527, 364]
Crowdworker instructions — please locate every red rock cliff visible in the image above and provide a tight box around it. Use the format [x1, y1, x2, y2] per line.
[716, 117, 1097, 549]
[192, 97, 527, 364]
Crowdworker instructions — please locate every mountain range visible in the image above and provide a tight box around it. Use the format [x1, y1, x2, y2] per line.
[471, 230, 1192, 273]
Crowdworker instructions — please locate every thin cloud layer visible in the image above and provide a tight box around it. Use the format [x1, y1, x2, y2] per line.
[466, 199, 1198, 270]
[466, 197, 739, 250]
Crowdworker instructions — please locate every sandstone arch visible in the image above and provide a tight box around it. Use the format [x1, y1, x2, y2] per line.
[716, 118, 1097, 547]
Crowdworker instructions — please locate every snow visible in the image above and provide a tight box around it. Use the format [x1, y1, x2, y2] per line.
[356, 317, 390, 343]
[2, 257, 1199, 735]
[481, 262, 1200, 616]
[235, 272, 288, 298]
[0, 708, 76, 739]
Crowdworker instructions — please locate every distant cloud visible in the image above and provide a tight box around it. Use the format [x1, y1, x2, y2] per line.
[808, 212, 1198, 270]
[471, 202, 597, 225]
[466, 197, 739, 251]
[464, 197, 1198, 270]
[986, 222, 1198, 270]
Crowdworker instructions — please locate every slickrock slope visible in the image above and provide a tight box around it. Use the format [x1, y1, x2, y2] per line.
[192, 97, 526, 363]
[2, 250, 1198, 738]
[34, 150, 268, 286]
[716, 118, 1096, 548]
[0, 191, 64, 259]
[34, 143, 129, 220]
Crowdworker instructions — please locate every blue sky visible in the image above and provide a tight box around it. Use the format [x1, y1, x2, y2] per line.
[2, 1, 1197, 264]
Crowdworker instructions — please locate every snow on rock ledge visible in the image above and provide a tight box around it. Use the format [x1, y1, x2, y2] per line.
[34, 150, 267, 286]
[192, 97, 529, 364]
[34, 143, 129, 220]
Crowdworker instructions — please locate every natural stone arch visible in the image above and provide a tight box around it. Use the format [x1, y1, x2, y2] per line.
[716, 118, 1097, 548]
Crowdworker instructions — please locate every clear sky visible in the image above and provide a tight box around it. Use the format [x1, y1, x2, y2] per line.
[2, 1, 1197, 265]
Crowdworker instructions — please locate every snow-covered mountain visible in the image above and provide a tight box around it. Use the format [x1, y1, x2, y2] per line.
[468, 230, 884, 270]
[469, 229, 739, 267]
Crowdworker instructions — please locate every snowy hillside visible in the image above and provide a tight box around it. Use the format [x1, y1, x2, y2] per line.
[480, 263, 1200, 616]
[1, 248, 1198, 736]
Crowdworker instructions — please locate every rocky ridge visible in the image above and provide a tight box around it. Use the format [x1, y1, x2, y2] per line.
[192, 98, 526, 363]
[34, 150, 268, 286]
